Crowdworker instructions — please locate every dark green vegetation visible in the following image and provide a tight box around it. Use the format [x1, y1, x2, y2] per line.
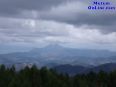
[0, 65, 116, 87]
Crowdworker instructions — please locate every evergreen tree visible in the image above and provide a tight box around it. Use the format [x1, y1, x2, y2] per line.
[0, 64, 115, 87]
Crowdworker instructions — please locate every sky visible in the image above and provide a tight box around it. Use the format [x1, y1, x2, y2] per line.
[0, 0, 116, 53]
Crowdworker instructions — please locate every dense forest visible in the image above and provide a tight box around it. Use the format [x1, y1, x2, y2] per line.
[0, 65, 115, 87]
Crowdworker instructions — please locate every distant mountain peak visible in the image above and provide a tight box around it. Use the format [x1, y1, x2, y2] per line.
[29, 44, 65, 55]
[44, 44, 64, 49]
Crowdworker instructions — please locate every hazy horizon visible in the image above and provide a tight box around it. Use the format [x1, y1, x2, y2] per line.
[0, 43, 116, 54]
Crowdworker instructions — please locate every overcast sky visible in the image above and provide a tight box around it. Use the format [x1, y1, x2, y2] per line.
[0, 0, 116, 53]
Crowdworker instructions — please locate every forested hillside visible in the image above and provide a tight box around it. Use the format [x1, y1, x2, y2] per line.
[0, 65, 115, 87]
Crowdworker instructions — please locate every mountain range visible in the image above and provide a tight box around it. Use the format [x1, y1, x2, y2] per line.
[53, 63, 116, 76]
[0, 44, 116, 68]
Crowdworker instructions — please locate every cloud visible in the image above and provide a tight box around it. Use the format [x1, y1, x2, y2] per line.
[0, 0, 116, 33]
[39, 0, 116, 33]
[0, 17, 116, 51]
[0, 0, 116, 51]
[0, 0, 64, 14]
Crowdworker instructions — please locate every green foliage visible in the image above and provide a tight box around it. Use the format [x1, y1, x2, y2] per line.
[0, 64, 115, 87]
